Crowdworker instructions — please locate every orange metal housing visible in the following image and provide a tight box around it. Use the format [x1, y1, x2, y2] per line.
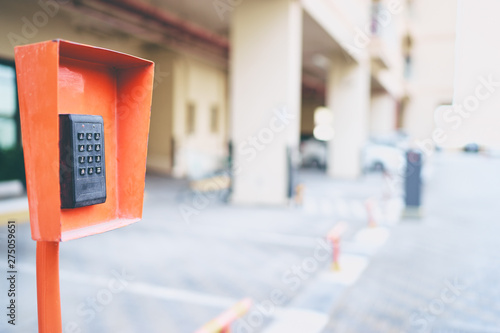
[15, 40, 154, 242]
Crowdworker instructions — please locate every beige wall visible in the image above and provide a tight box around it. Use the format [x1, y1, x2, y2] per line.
[146, 50, 175, 174]
[0, 1, 146, 60]
[370, 0, 407, 99]
[1, 1, 177, 173]
[0, 0, 433, 187]
[0, 1, 230, 177]
[301, 97, 324, 136]
[302, 0, 371, 64]
[172, 57, 228, 179]
[370, 92, 397, 136]
[327, 56, 371, 179]
[230, 0, 303, 204]
[447, 0, 500, 149]
[404, 0, 458, 143]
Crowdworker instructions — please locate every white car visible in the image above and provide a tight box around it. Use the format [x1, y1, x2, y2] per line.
[362, 142, 406, 175]
[300, 138, 327, 169]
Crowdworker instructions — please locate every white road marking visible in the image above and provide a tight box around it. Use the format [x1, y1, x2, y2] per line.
[17, 264, 236, 309]
[320, 198, 334, 216]
[354, 227, 390, 248]
[193, 225, 322, 248]
[303, 198, 319, 215]
[0, 196, 28, 213]
[321, 254, 369, 286]
[384, 197, 404, 224]
[126, 282, 236, 308]
[263, 308, 328, 333]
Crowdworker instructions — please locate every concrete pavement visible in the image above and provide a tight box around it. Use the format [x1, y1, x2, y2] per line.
[323, 153, 500, 332]
[5, 153, 495, 332]
[0, 164, 396, 332]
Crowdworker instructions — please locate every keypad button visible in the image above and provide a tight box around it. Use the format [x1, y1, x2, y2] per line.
[78, 133, 85, 140]
[94, 133, 100, 140]
[96, 167, 102, 174]
[78, 145, 85, 152]
[95, 155, 101, 163]
[87, 144, 93, 152]
[86, 133, 93, 140]
[87, 156, 93, 163]
[88, 167, 94, 175]
[95, 144, 100, 152]
[79, 168, 86, 176]
[78, 156, 85, 164]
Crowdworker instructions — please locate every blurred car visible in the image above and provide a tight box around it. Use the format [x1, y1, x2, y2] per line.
[299, 138, 327, 169]
[362, 141, 405, 175]
[463, 143, 481, 153]
[370, 132, 410, 150]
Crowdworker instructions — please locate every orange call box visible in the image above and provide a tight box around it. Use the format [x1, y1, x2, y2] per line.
[15, 40, 154, 242]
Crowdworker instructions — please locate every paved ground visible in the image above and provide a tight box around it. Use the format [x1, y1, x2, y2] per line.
[0, 152, 498, 332]
[323, 153, 500, 333]
[0, 163, 393, 333]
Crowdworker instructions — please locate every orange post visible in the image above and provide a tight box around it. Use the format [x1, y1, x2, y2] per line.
[365, 199, 377, 228]
[36, 241, 62, 333]
[194, 298, 253, 333]
[327, 222, 347, 271]
[295, 184, 305, 206]
[15, 40, 154, 333]
[332, 238, 340, 271]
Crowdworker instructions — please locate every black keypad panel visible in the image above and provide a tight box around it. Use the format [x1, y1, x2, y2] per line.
[59, 114, 106, 209]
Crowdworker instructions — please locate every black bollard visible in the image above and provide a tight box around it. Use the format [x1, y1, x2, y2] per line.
[404, 149, 423, 218]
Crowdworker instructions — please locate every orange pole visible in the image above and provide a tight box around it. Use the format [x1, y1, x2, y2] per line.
[194, 298, 252, 333]
[36, 241, 62, 333]
[327, 222, 347, 271]
[332, 238, 340, 271]
[295, 184, 305, 206]
[365, 199, 377, 228]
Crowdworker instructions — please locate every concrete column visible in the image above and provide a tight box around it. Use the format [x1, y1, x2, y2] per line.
[230, 0, 302, 205]
[327, 57, 370, 178]
[402, 0, 457, 147]
[447, 0, 500, 149]
[146, 52, 174, 175]
[370, 92, 397, 137]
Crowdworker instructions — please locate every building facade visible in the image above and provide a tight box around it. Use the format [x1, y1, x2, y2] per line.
[0, 0, 457, 206]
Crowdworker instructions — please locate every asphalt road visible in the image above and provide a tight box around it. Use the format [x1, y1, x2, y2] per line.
[2, 152, 497, 333]
[0, 165, 389, 333]
[323, 152, 500, 333]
